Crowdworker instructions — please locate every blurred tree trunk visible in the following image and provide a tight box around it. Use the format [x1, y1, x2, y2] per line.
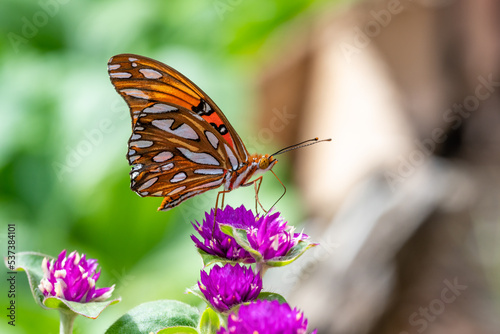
[258, 0, 500, 333]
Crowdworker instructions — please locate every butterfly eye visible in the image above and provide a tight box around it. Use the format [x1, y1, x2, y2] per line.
[259, 157, 270, 169]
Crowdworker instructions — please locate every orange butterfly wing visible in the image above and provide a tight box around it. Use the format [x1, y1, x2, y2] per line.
[108, 54, 247, 210]
[127, 109, 231, 210]
[108, 54, 249, 161]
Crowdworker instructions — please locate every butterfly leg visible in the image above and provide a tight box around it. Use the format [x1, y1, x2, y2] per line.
[213, 190, 232, 233]
[241, 176, 267, 214]
[221, 191, 226, 210]
[254, 176, 266, 214]
[215, 190, 231, 213]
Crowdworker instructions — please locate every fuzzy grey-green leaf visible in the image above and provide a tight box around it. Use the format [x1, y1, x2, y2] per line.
[44, 297, 121, 319]
[265, 241, 318, 267]
[4, 252, 50, 308]
[106, 300, 200, 334]
[257, 292, 287, 304]
[157, 326, 199, 334]
[186, 284, 206, 304]
[196, 249, 240, 267]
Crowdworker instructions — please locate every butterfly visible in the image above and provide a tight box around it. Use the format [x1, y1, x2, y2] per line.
[108, 54, 329, 212]
[107, 53, 279, 212]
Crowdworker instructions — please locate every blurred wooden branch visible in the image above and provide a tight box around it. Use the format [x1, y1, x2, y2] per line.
[258, 0, 500, 333]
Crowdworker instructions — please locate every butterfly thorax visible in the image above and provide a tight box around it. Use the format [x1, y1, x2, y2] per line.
[224, 154, 277, 191]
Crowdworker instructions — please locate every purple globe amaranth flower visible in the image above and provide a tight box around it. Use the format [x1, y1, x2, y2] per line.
[191, 206, 256, 262]
[198, 263, 262, 313]
[217, 300, 317, 334]
[191, 205, 311, 262]
[38, 250, 115, 303]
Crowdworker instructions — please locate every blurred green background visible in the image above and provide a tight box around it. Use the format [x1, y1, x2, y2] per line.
[0, 0, 336, 333]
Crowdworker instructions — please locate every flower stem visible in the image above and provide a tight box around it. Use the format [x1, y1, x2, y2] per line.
[59, 310, 77, 334]
[219, 313, 228, 328]
[255, 262, 268, 277]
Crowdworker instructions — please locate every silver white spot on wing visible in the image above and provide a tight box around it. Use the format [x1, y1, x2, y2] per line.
[131, 171, 139, 179]
[110, 72, 132, 78]
[129, 57, 138, 61]
[194, 168, 224, 175]
[224, 143, 238, 170]
[175, 124, 199, 140]
[135, 126, 145, 131]
[131, 62, 138, 67]
[108, 64, 120, 70]
[152, 191, 163, 196]
[205, 131, 219, 149]
[177, 147, 220, 166]
[151, 118, 173, 130]
[128, 149, 136, 155]
[153, 151, 173, 163]
[129, 155, 140, 163]
[189, 178, 224, 191]
[143, 104, 177, 113]
[138, 177, 158, 191]
[130, 140, 153, 148]
[162, 163, 174, 171]
[131, 164, 143, 171]
[152, 119, 199, 140]
[121, 89, 149, 99]
[139, 68, 162, 79]
[168, 186, 186, 195]
[170, 172, 187, 183]
[191, 112, 204, 122]
[130, 134, 141, 140]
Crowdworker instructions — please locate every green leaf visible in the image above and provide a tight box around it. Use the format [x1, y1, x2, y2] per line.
[185, 284, 206, 304]
[44, 297, 121, 319]
[4, 251, 49, 308]
[196, 249, 240, 267]
[157, 326, 199, 334]
[256, 292, 287, 304]
[219, 224, 262, 262]
[105, 300, 200, 334]
[199, 308, 221, 334]
[185, 286, 238, 318]
[265, 241, 318, 267]
[218, 226, 318, 267]
[4, 251, 120, 318]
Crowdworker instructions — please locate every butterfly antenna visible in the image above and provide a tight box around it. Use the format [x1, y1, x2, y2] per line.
[271, 137, 331, 157]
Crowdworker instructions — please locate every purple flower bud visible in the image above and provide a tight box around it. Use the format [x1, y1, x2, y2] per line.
[38, 250, 114, 303]
[218, 300, 317, 334]
[198, 263, 262, 313]
[191, 205, 310, 262]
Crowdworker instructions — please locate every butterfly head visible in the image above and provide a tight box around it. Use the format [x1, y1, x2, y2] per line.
[257, 154, 277, 172]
